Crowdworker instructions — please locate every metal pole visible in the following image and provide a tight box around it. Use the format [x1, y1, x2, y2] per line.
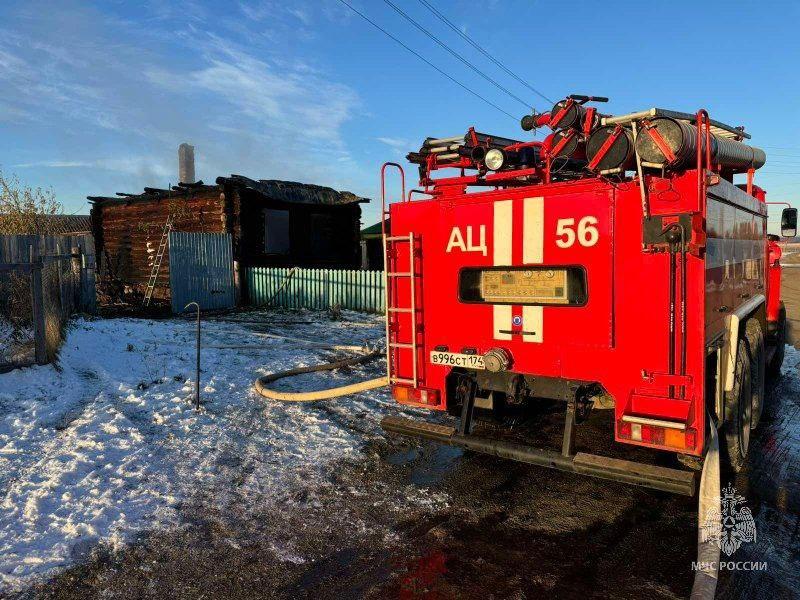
[30, 244, 47, 365]
[184, 301, 201, 410]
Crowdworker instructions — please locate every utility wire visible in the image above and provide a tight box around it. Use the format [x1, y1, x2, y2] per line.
[416, 0, 554, 105]
[382, 0, 532, 110]
[336, 0, 518, 121]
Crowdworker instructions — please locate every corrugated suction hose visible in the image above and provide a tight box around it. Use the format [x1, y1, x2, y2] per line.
[254, 346, 388, 402]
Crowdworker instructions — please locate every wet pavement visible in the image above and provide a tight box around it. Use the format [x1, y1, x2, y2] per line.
[716, 366, 800, 599]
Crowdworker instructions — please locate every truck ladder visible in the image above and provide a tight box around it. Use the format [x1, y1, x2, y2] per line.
[143, 213, 174, 306]
[384, 232, 420, 387]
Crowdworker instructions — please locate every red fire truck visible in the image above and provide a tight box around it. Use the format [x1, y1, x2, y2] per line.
[380, 96, 798, 496]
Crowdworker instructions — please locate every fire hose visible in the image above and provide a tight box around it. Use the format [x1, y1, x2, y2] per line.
[253, 341, 388, 402]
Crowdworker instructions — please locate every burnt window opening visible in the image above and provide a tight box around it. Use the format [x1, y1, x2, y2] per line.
[264, 209, 290, 255]
[310, 213, 335, 258]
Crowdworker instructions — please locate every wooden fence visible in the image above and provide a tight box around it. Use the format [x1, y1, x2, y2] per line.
[0, 235, 96, 370]
[247, 268, 385, 313]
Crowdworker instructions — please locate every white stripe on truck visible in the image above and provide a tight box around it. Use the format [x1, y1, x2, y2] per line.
[493, 305, 513, 341]
[493, 200, 513, 265]
[523, 197, 544, 264]
[522, 305, 543, 343]
[523, 197, 544, 343]
[493, 200, 513, 340]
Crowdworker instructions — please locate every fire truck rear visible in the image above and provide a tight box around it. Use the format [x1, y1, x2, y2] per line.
[380, 96, 798, 495]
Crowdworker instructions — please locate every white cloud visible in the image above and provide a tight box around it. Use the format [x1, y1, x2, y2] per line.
[238, 1, 312, 24]
[12, 158, 172, 178]
[145, 32, 361, 164]
[13, 161, 92, 169]
[0, 1, 371, 200]
[376, 137, 409, 150]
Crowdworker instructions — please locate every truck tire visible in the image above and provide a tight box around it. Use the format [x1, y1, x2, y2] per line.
[723, 338, 752, 473]
[746, 319, 766, 430]
[767, 304, 787, 380]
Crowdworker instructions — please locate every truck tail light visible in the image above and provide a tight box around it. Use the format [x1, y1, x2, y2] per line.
[617, 420, 697, 451]
[392, 385, 441, 407]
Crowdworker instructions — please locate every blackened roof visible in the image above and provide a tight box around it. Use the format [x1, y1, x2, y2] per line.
[88, 176, 369, 206]
[87, 181, 217, 205]
[216, 175, 369, 205]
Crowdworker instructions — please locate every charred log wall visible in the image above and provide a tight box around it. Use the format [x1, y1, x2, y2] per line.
[236, 189, 362, 269]
[91, 189, 226, 301]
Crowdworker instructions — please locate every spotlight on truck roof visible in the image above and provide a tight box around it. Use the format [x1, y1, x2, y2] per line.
[485, 148, 505, 171]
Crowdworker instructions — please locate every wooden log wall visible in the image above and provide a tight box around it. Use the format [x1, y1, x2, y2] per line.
[92, 190, 226, 300]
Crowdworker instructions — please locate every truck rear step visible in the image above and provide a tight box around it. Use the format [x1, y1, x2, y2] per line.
[381, 415, 696, 496]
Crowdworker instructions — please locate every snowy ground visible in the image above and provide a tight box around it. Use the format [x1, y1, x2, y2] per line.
[0, 311, 442, 593]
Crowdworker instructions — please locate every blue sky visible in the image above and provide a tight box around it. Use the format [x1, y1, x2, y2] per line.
[1, 0, 799, 230]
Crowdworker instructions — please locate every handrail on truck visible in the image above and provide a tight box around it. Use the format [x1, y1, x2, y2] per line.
[695, 109, 712, 211]
[381, 162, 406, 237]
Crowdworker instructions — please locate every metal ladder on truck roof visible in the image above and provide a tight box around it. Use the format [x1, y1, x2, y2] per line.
[381, 162, 420, 388]
[384, 232, 419, 387]
[142, 213, 174, 306]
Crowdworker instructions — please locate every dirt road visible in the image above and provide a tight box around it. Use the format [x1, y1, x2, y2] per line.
[17, 271, 800, 599]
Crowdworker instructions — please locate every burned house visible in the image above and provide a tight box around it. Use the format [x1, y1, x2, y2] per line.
[89, 175, 367, 305]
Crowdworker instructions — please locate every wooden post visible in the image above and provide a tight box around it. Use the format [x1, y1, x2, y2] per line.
[72, 245, 84, 311]
[30, 244, 47, 365]
[55, 243, 65, 315]
[70, 245, 81, 274]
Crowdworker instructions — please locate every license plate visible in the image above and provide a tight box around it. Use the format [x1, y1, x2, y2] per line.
[429, 351, 485, 370]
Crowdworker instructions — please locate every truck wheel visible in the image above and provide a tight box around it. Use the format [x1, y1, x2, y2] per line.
[767, 304, 786, 380]
[723, 338, 753, 473]
[746, 320, 765, 430]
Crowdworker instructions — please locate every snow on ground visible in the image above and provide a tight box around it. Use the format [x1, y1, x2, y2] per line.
[0, 311, 442, 592]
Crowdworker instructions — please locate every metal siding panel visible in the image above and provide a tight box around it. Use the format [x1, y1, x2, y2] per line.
[169, 232, 235, 313]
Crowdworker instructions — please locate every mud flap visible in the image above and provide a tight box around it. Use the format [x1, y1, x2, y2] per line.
[690, 417, 721, 599]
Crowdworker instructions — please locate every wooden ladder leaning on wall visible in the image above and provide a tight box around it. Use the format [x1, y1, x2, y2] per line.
[142, 213, 174, 306]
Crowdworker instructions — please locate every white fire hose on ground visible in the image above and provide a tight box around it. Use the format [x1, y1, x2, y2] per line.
[253, 336, 388, 402]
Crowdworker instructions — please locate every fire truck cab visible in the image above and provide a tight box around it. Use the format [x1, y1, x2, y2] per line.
[380, 98, 798, 496]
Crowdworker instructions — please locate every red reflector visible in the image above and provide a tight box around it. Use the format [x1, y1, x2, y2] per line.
[685, 428, 697, 449]
[619, 419, 693, 449]
[392, 385, 440, 406]
[641, 425, 665, 445]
